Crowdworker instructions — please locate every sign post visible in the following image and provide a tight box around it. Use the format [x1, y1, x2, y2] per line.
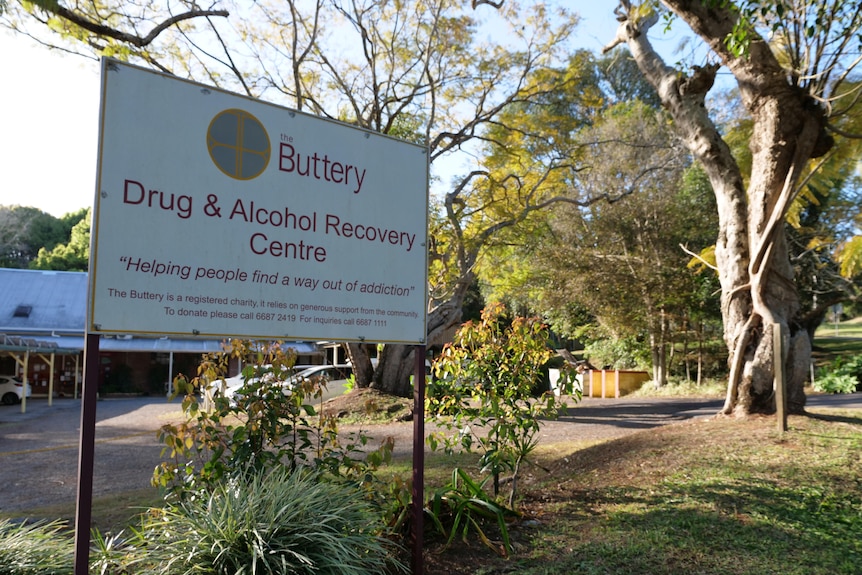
[412, 345, 427, 574]
[76, 58, 429, 574]
[73, 334, 100, 575]
[89, 60, 427, 343]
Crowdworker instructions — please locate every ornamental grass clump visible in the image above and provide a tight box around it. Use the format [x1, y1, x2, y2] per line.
[139, 466, 407, 575]
[0, 519, 73, 575]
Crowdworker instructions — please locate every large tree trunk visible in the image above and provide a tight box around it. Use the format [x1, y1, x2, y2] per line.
[609, 2, 830, 415]
[371, 343, 418, 397]
[343, 342, 376, 388]
[370, 274, 474, 397]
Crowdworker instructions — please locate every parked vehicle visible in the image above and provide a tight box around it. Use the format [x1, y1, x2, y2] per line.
[205, 364, 353, 404]
[0, 375, 32, 405]
[283, 365, 353, 401]
[205, 372, 249, 404]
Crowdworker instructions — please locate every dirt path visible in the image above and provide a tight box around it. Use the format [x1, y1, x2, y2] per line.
[335, 395, 727, 458]
[3, 392, 858, 514]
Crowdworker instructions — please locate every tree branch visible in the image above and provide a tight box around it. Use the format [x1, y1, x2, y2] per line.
[41, 3, 229, 48]
[679, 243, 718, 272]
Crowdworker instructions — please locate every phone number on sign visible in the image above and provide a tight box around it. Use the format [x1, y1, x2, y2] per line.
[255, 313, 296, 321]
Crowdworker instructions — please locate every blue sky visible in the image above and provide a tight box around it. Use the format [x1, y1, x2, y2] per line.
[0, 5, 646, 218]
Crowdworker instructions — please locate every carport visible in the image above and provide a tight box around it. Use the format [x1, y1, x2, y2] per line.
[39, 334, 230, 397]
[0, 332, 321, 412]
[0, 333, 80, 412]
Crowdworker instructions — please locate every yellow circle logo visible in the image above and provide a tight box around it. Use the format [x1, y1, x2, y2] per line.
[207, 109, 271, 180]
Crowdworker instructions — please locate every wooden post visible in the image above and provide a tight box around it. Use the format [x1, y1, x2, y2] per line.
[20, 352, 29, 414]
[74, 354, 81, 400]
[48, 353, 55, 406]
[37, 352, 58, 406]
[74, 333, 100, 575]
[411, 345, 426, 574]
[773, 323, 787, 434]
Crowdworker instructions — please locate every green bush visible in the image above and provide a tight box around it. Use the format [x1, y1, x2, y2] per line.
[0, 519, 73, 575]
[428, 304, 578, 507]
[137, 467, 406, 575]
[154, 341, 391, 496]
[582, 335, 649, 370]
[815, 354, 862, 394]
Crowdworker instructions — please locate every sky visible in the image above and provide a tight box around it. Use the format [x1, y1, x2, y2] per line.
[0, 33, 101, 217]
[0, 6, 627, 218]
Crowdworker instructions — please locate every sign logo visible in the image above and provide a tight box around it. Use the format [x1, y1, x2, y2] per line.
[207, 109, 271, 180]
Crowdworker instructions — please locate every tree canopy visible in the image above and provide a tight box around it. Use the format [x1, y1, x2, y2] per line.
[3, 0, 584, 395]
[0, 205, 88, 269]
[29, 208, 91, 271]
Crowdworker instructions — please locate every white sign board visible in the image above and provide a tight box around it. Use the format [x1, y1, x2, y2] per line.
[89, 59, 428, 344]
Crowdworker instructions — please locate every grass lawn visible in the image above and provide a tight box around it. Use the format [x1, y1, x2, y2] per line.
[813, 316, 862, 362]
[423, 409, 862, 574]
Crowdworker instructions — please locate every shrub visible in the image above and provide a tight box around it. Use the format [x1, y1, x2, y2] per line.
[582, 335, 649, 370]
[148, 340, 406, 571]
[137, 467, 407, 575]
[815, 354, 862, 394]
[0, 519, 73, 575]
[154, 340, 391, 496]
[427, 303, 578, 507]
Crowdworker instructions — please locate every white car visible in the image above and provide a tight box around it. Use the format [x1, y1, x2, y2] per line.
[205, 364, 352, 404]
[282, 365, 353, 401]
[0, 375, 32, 405]
[204, 372, 249, 404]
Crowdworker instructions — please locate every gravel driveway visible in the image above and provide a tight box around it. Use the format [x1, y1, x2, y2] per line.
[0, 397, 186, 514]
[1, 392, 858, 515]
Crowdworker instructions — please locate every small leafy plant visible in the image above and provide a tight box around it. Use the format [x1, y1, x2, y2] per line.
[427, 303, 579, 506]
[814, 354, 862, 394]
[153, 340, 391, 496]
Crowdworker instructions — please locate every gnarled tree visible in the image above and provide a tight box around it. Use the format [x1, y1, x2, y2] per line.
[600, 0, 862, 415]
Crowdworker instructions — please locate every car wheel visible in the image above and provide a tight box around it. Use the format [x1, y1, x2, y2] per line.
[2, 392, 19, 405]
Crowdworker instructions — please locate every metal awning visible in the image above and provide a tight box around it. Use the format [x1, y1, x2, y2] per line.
[0, 334, 321, 355]
[0, 333, 79, 354]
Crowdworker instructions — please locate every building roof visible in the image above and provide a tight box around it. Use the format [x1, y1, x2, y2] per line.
[0, 268, 87, 335]
[0, 268, 319, 355]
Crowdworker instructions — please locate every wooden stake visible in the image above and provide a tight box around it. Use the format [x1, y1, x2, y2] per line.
[774, 323, 787, 434]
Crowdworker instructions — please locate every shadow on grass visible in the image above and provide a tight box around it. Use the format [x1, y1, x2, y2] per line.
[512, 478, 862, 575]
[804, 410, 862, 428]
[813, 339, 862, 357]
